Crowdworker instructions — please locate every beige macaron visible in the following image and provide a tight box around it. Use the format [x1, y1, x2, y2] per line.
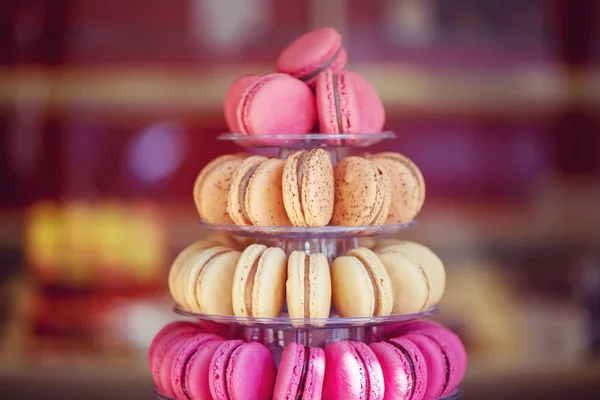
[232, 244, 287, 318]
[330, 247, 393, 318]
[282, 149, 334, 227]
[194, 154, 246, 224]
[376, 241, 445, 309]
[168, 239, 224, 308]
[179, 246, 241, 315]
[332, 156, 392, 226]
[369, 152, 425, 223]
[228, 156, 291, 226]
[286, 251, 331, 324]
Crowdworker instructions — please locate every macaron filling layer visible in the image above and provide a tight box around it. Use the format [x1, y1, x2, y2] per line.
[299, 47, 341, 82]
[296, 151, 309, 223]
[304, 255, 311, 318]
[351, 253, 381, 316]
[295, 346, 310, 398]
[332, 74, 344, 133]
[244, 249, 265, 314]
[239, 164, 261, 224]
[386, 340, 417, 399]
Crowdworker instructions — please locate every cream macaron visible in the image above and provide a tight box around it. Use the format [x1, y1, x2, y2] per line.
[172, 245, 241, 315]
[369, 152, 425, 223]
[282, 148, 334, 227]
[286, 251, 331, 324]
[332, 156, 392, 226]
[228, 156, 291, 226]
[330, 247, 393, 318]
[376, 241, 446, 310]
[232, 244, 287, 318]
[194, 154, 246, 224]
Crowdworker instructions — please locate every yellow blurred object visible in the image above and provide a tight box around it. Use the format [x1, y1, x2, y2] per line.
[61, 202, 95, 285]
[440, 263, 525, 363]
[127, 202, 166, 282]
[25, 201, 62, 280]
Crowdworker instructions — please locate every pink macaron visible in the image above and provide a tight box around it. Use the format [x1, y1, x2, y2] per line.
[224, 74, 261, 133]
[322, 341, 384, 400]
[148, 322, 205, 393]
[236, 73, 316, 140]
[276, 27, 347, 86]
[171, 334, 225, 400]
[316, 70, 361, 144]
[209, 340, 276, 400]
[370, 337, 428, 400]
[347, 71, 386, 133]
[273, 343, 326, 400]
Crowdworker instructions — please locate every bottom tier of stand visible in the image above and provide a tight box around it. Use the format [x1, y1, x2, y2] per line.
[153, 388, 462, 400]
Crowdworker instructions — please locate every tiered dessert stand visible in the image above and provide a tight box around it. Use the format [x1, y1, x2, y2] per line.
[154, 132, 460, 400]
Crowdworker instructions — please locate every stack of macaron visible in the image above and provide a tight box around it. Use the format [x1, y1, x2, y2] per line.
[169, 240, 445, 319]
[223, 27, 386, 138]
[148, 321, 276, 400]
[194, 150, 425, 227]
[149, 320, 466, 400]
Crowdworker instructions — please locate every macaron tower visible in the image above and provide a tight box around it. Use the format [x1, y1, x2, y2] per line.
[149, 27, 466, 400]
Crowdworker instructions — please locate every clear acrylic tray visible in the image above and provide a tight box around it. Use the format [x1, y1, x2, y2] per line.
[198, 220, 417, 239]
[175, 305, 438, 330]
[218, 131, 396, 148]
[153, 388, 461, 400]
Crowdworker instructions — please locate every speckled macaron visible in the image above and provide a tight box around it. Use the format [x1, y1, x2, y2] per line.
[282, 148, 334, 227]
[332, 156, 392, 226]
[369, 152, 425, 223]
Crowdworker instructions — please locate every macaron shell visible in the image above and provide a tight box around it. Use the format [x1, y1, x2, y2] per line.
[183, 246, 235, 312]
[210, 340, 245, 400]
[316, 70, 361, 135]
[276, 27, 345, 82]
[371, 153, 425, 223]
[184, 339, 225, 400]
[309, 253, 332, 320]
[322, 341, 383, 400]
[157, 331, 206, 398]
[286, 251, 307, 319]
[286, 252, 331, 322]
[347, 71, 386, 133]
[194, 155, 246, 224]
[237, 73, 316, 137]
[380, 241, 446, 309]
[252, 246, 287, 317]
[377, 249, 430, 314]
[196, 250, 241, 315]
[370, 338, 428, 400]
[232, 244, 266, 317]
[331, 255, 376, 317]
[274, 343, 306, 400]
[226, 342, 277, 400]
[224, 74, 261, 133]
[246, 158, 291, 226]
[302, 347, 326, 400]
[346, 248, 393, 316]
[282, 149, 334, 227]
[417, 329, 467, 395]
[170, 334, 221, 400]
[332, 156, 383, 226]
[228, 156, 270, 225]
[402, 332, 447, 399]
[372, 164, 392, 225]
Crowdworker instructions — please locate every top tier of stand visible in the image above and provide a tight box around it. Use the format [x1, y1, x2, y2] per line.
[218, 131, 396, 149]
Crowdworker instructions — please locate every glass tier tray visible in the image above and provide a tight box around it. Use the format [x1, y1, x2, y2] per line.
[198, 220, 417, 239]
[218, 131, 396, 148]
[153, 388, 461, 400]
[175, 305, 438, 330]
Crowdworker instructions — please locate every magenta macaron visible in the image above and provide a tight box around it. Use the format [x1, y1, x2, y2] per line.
[236, 73, 316, 138]
[224, 74, 261, 133]
[316, 70, 361, 144]
[277, 27, 347, 86]
[171, 334, 225, 400]
[209, 340, 276, 400]
[370, 337, 428, 400]
[322, 341, 384, 400]
[273, 343, 326, 400]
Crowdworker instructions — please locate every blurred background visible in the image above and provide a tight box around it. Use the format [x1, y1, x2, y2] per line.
[0, 0, 599, 398]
